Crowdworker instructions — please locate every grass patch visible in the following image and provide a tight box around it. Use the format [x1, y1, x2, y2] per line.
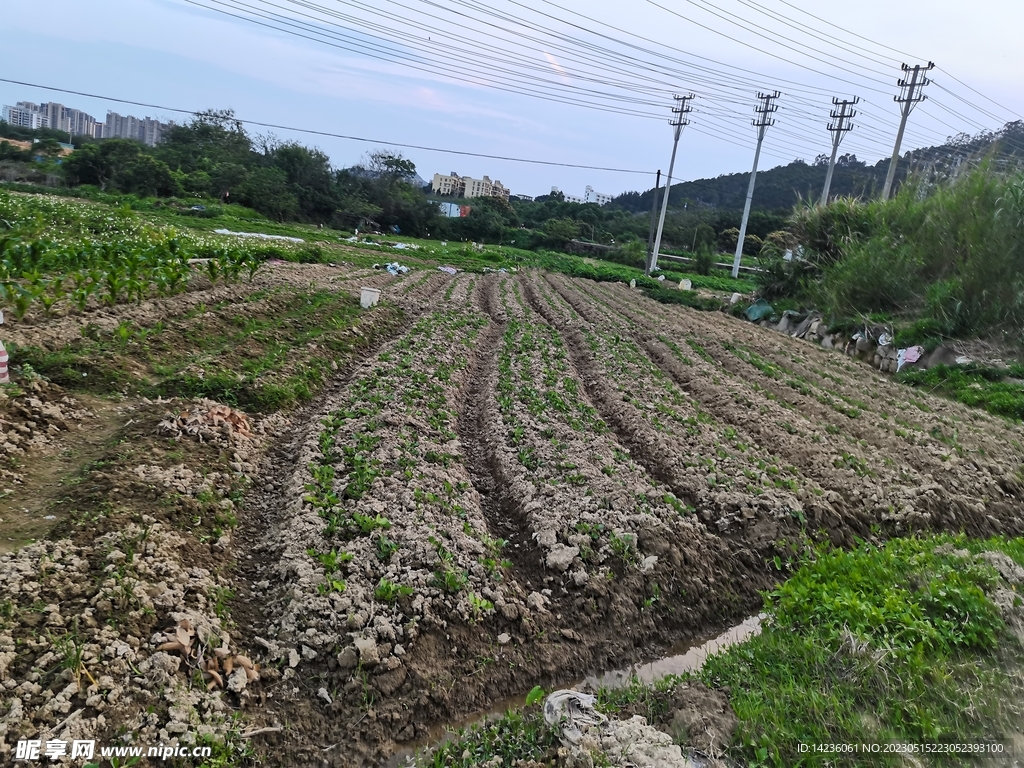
[701, 534, 1024, 766]
[12, 287, 403, 412]
[414, 535, 1024, 768]
[419, 708, 558, 767]
[899, 363, 1024, 420]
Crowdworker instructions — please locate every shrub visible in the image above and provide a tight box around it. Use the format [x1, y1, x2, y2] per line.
[692, 246, 716, 275]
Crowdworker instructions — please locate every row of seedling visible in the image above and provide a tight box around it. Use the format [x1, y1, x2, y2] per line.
[0, 235, 264, 321]
[304, 302, 501, 608]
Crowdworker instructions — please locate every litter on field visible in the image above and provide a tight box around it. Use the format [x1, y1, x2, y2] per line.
[213, 229, 305, 243]
[158, 400, 254, 441]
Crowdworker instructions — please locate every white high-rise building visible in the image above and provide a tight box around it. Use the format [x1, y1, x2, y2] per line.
[103, 112, 172, 146]
[550, 185, 613, 206]
[584, 185, 614, 206]
[3, 102, 100, 138]
[431, 172, 465, 196]
[2, 104, 48, 130]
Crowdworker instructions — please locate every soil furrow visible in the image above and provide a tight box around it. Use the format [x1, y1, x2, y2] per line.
[522, 272, 702, 508]
[577, 278, 1024, 538]
[457, 275, 545, 587]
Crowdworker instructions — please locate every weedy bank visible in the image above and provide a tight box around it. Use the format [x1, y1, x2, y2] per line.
[416, 535, 1024, 768]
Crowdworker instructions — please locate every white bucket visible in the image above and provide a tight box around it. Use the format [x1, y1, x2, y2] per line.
[360, 287, 382, 308]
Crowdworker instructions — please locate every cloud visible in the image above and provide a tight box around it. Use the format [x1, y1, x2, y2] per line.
[543, 52, 572, 86]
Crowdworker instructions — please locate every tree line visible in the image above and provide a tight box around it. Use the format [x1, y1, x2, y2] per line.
[1, 110, 1021, 257]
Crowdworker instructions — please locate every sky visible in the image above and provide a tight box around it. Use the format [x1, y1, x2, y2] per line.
[1, 0, 1022, 199]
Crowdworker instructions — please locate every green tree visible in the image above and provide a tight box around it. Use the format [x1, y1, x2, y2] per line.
[209, 162, 248, 202]
[63, 139, 142, 191]
[156, 109, 252, 175]
[238, 167, 299, 220]
[118, 155, 179, 197]
[543, 218, 581, 247]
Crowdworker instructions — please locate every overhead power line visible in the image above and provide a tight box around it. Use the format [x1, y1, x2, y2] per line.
[0, 77, 654, 175]
[643, 0, 892, 94]
[934, 67, 1024, 121]
[732, 0, 901, 66]
[772, 0, 924, 61]
[188, 0, 1006, 160]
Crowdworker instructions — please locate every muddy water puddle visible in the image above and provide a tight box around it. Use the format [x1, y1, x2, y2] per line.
[385, 614, 765, 766]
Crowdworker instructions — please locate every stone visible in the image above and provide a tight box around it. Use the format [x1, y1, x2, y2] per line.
[336, 646, 358, 670]
[354, 636, 380, 667]
[227, 667, 248, 693]
[288, 648, 300, 668]
[497, 633, 511, 646]
[546, 544, 579, 572]
[526, 592, 548, 612]
[601, 715, 694, 767]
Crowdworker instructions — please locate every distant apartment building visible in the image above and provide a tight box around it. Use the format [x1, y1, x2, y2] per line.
[550, 185, 612, 206]
[431, 171, 509, 200]
[551, 186, 584, 204]
[584, 185, 614, 206]
[104, 112, 172, 146]
[2, 104, 48, 129]
[464, 176, 508, 200]
[431, 172, 465, 196]
[4, 102, 100, 138]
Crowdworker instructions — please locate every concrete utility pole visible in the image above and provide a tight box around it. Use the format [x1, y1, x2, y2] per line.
[731, 91, 780, 279]
[649, 93, 694, 275]
[881, 62, 934, 200]
[820, 97, 858, 205]
[644, 169, 662, 274]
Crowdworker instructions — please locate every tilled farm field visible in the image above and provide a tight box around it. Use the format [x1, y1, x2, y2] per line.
[2, 262, 1023, 767]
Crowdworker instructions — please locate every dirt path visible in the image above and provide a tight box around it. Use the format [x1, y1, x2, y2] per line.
[0, 391, 126, 552]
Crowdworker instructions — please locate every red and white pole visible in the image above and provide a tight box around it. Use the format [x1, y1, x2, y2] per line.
[0, 311, 7, 384]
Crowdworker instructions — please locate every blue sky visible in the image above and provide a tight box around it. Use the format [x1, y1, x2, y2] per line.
[2, 0, 1021, 198]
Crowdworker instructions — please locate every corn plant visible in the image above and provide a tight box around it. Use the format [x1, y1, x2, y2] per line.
[103, 271, 127, 306]
[39, 284, 62, 316]
[204, 258, 221, 285]
[8, 284, 33, 321]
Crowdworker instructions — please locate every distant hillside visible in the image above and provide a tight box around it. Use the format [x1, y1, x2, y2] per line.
[611, 120, 1024, 214]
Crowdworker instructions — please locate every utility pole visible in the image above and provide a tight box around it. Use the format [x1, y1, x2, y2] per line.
[731, 91, 780, 279]
[820, 97, 858, 205]
[649, 93, 694, 275]
[644, 169, 661, 274]
[881, 62, 934, 200]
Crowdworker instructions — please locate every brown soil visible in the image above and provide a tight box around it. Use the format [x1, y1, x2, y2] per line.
[0, 390, 122, 552]
[2, 266, 1023, 767]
